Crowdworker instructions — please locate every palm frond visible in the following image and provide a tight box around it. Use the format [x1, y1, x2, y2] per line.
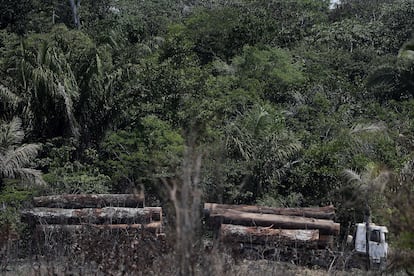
[30, 44, 80, 138]
[342, 169, 362, 184]
[37, 40, 49, 65]
[0, 84, 20, 108]
[371, 170, 391, 193]
[0, 116, 44, 186]
[253, 107, 269, 136]
[0, 117, 24, 150]
[57, 83, 79, 138]
[18, 168, 46, 186]
[272, 140, 301, 162]
[32, 66, 56, 97]
[1, 144, 42, 176]
[350, 122, 386, 134]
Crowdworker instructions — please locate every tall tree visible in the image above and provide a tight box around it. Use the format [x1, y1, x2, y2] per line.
[68, 0, 81, 29]
[17, 37, 79, 138]
[224, 104, 301, 202]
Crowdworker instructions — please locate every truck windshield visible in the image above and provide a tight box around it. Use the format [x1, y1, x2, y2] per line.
[370, 230, 381, 243]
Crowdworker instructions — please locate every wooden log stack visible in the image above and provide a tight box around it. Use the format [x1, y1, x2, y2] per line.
[22, 194, 164, 237]
[33, 193, 145, 208]
[204, 203, 339, 249]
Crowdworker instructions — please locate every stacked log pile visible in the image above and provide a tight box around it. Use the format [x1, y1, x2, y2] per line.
[22, 194, 164, 236]
[204, 203, 339, 249]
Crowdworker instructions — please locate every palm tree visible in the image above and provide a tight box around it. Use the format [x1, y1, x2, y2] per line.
[344, 122, 390, 196]
[225, 104, 301, 200]
[0, 117, 44, 188]
[76, 51, 123, 147]
[18, 38, 79, 138]
[343, 163, 391, 268]
[342, 122, 391, 268]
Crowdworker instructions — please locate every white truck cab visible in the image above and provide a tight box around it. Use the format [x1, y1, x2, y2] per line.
[354, 223, 388, 268]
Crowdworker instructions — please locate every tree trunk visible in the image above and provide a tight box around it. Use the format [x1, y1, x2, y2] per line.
[35, 222, 162, 235]
[220, 224, 319, 246]
[208, 209, 340, 235]
[68, 0, 80, 28]
[318, 235, 334, 249]
[204, 203, 335, 220]
[22, 207, 162, 225]
[33, 194, 145, 208]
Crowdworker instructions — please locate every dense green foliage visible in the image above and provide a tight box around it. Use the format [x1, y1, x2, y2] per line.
[0, 0, 413, 265]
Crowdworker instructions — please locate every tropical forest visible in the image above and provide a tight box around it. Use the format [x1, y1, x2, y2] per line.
[0, 0, 413, 274]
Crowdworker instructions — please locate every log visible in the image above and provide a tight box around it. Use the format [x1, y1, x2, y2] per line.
[208, 209, 340, 235]
[33, 194, 145, 208]
[22, 207, 162, 225]
[220, 224, 319, 245]
[204, 203, 335, 220]
[318, 235, 334, 249]
[35, 222, 162, 235]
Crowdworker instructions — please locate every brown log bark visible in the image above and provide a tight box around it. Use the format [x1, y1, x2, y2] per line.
[22, 207, 162, 225]
[33, 194, 145, 208]
[204, 203, 335, 220]
[209, 209, 340, 235]
[35, 222, 162, 234]
[220, 224, 319, 245]
[318, 235, 334, 249]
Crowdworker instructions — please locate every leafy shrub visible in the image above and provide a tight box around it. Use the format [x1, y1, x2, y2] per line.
[100, 115, 184, 195]
[40, 138, 111, 194]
